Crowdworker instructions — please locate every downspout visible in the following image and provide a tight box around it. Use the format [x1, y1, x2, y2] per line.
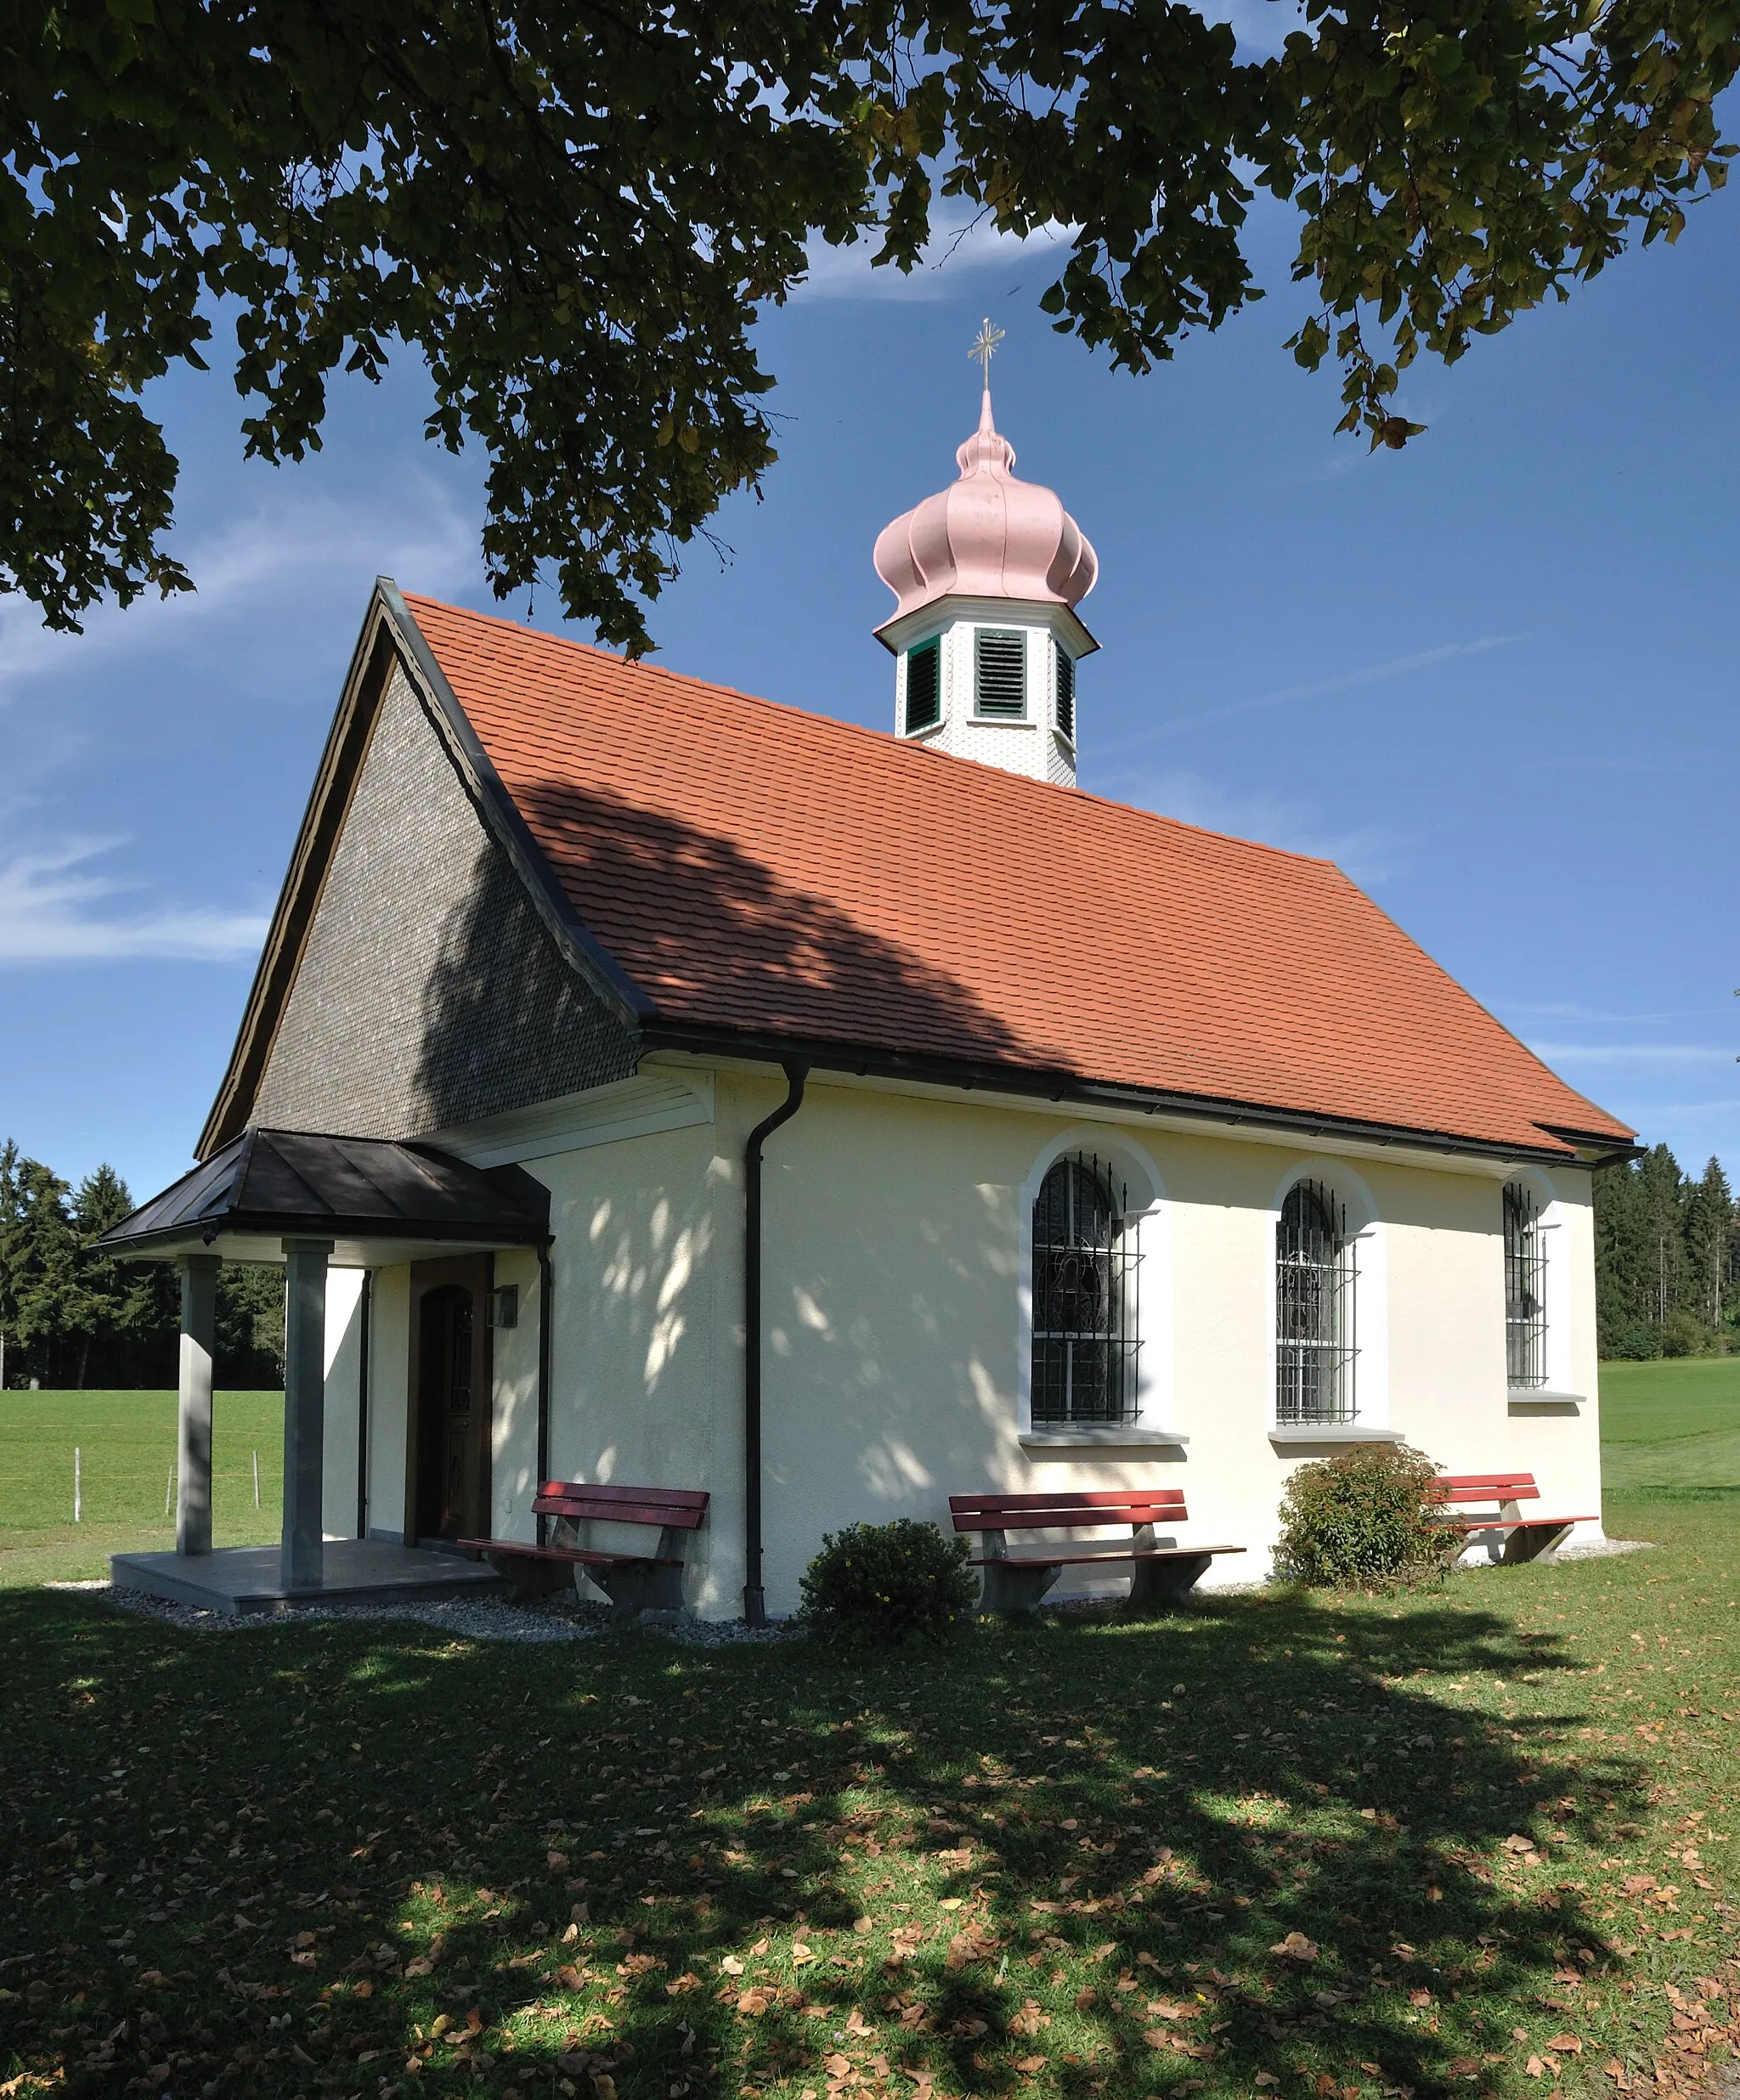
[743, 1060, 809, 1627]
[536, 1243, 554, 1547]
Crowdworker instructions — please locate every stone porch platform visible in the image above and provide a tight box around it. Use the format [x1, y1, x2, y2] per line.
[109, 1539, 508, 1617]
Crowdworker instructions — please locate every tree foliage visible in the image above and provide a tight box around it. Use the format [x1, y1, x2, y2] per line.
[1595, 1143, 1737, 1358]
[4, 0, 1734, 650]
[0, 1140, 284, 1388]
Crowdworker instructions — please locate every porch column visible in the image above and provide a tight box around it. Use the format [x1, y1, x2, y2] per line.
[175, 1254, 220, 1556]
[281, 1239, 333, 1593]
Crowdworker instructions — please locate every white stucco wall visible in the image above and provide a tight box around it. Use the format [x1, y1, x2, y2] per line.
[728, 1074, 1606, 1614]
[490, 1245, 545, 1541]
[323, 1064, 1606, 1615]
[364, 1264, 410, 1540]
[530, 1119, 740, 1613]
[320, 1267, 367, 1541]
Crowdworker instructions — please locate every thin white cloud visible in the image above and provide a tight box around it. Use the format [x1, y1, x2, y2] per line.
[1099, 634, 1527, 756]
[0, 474, 477, 703]
[1098, 765, 1401, 886]
[1498, 1000, 1736, 1024]
[795, 204, 1075, 302]
[1526, 1042, 1737, 1067]
[0, 839, 268, 964]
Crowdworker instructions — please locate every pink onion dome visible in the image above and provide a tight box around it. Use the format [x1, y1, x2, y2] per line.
[873, 389, 1098, 622]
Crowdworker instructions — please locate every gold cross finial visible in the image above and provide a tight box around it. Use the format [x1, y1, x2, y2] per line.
[969, 316, 1004, 388]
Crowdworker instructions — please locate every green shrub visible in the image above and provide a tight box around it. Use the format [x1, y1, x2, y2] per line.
[799, 1518, 977, 1645]
[1660, 1311, 1709, 1358]
[1273, 1442, 1460, 1589]
[1604, 1318, 1662, 1362]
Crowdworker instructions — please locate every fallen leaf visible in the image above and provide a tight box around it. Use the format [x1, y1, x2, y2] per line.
[1270, 1933, 1319, 1963]
[1526, 2059, 1547, 2079]
[720, 1956, 745, 1976]
[1545, 2036, 1583, 2056]
[1256, 2076, 1280, 2089]
[1014, 2056, 1048, 2075]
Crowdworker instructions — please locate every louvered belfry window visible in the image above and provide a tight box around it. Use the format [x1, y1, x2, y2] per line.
[1275, 1180, 1359, 1423]
[1031, 1153, 1141, 1423]
[1055, 642, 1076, 739]
[975, 629, 1027, 716]
[905, 639, 941, 733]
[1504, 1183, 1547, 1388]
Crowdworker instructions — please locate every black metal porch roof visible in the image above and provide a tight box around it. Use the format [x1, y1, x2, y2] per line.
[100, 1127, 549, 1261]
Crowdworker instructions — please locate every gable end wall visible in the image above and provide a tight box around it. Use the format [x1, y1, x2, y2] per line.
[251, 663, 638, 1139]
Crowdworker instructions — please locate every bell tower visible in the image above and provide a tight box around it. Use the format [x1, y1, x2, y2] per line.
[873, 324, 1099, 787]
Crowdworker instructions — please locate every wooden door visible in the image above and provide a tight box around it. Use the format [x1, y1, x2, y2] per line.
[410, 1258, 492, 1542]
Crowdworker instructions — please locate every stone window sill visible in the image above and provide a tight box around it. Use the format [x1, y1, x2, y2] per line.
[1020, 1425, 1189, 1449]
[1507, 1391, 1584, 1414]
[1268, 1425, 1404, 1445]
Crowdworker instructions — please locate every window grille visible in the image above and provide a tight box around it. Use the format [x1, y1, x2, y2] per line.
[1031, 1152, 1141, 1423]
[975, 629, 1027, 716]
[1504, 1183, 1547, 1388]
[1275, 1180, 1358, 1423]
[905, 639, 941, 733]
[1055, 642, 1076, 739]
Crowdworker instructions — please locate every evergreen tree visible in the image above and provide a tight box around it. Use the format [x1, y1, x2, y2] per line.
[0, 1141, 20, 1388]
[216, 1266, 285, 1389]
[3, 1157, 80, 1386]
[1594, 1143, 1740, 1359]
[1682, 1157, 1734, 1335]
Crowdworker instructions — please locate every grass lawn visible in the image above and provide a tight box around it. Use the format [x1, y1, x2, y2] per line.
[1599, 1358, 1740, 1499]
[0, 1390, 283, 1588]
[3, 1367, 1738, 2100]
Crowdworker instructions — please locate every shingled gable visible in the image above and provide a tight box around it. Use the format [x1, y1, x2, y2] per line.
[206, 581, 1633, 1166]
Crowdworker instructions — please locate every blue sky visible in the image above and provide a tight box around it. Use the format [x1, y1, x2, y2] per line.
[2, 176, 1735, 1204]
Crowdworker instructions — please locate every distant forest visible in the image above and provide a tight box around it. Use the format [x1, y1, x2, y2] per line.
[0, 1142, 283, 1390]
[1594, 1143, 1737, 1359]
[0, 1134, 1732, 1387]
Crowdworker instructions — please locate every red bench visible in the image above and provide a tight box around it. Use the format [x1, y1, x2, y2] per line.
[459, 1482, 709, 1620]
[1427, 1473, 1595, 1564]
[948, 1489, 1245, 1613]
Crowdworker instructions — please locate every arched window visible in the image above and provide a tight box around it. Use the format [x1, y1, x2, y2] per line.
[1276, 1180, 1358, 1423]
[1504, 1183, 1547, 1388]
[1031, 1153, 1140, 1423]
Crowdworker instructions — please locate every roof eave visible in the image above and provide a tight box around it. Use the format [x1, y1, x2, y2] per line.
[641, 1019, 1603, 1168]
[377, 582, 656, 1032]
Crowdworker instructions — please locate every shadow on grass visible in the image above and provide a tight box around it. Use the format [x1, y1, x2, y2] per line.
[0, 1587, 1652, 2100]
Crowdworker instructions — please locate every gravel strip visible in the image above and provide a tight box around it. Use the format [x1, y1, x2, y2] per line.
[58, 1579, 804, 1645]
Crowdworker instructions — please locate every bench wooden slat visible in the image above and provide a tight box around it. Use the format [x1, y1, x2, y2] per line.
[537, 1480, 708, 1511]
[968, 1545, 1246, 1569]
[949, 1491, 1188, 1533]
[950, 1489, 1187, 1514]
[534, 1497, 707, 1531]
[1437, 1514, 1596, 1532]
[1429, 1474, 1542, 1503]
[457, 1538, 682, 1568]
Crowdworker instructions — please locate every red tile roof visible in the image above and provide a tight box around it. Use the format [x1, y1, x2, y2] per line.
[404, 593, 1632, 1159]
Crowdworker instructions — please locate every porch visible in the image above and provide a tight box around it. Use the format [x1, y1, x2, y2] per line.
[99, 1127, 551, 1617]
[110, 1536, 506, 1617]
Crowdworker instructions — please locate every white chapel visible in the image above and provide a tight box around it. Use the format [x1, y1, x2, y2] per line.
[103, 363, 1635, 1620]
